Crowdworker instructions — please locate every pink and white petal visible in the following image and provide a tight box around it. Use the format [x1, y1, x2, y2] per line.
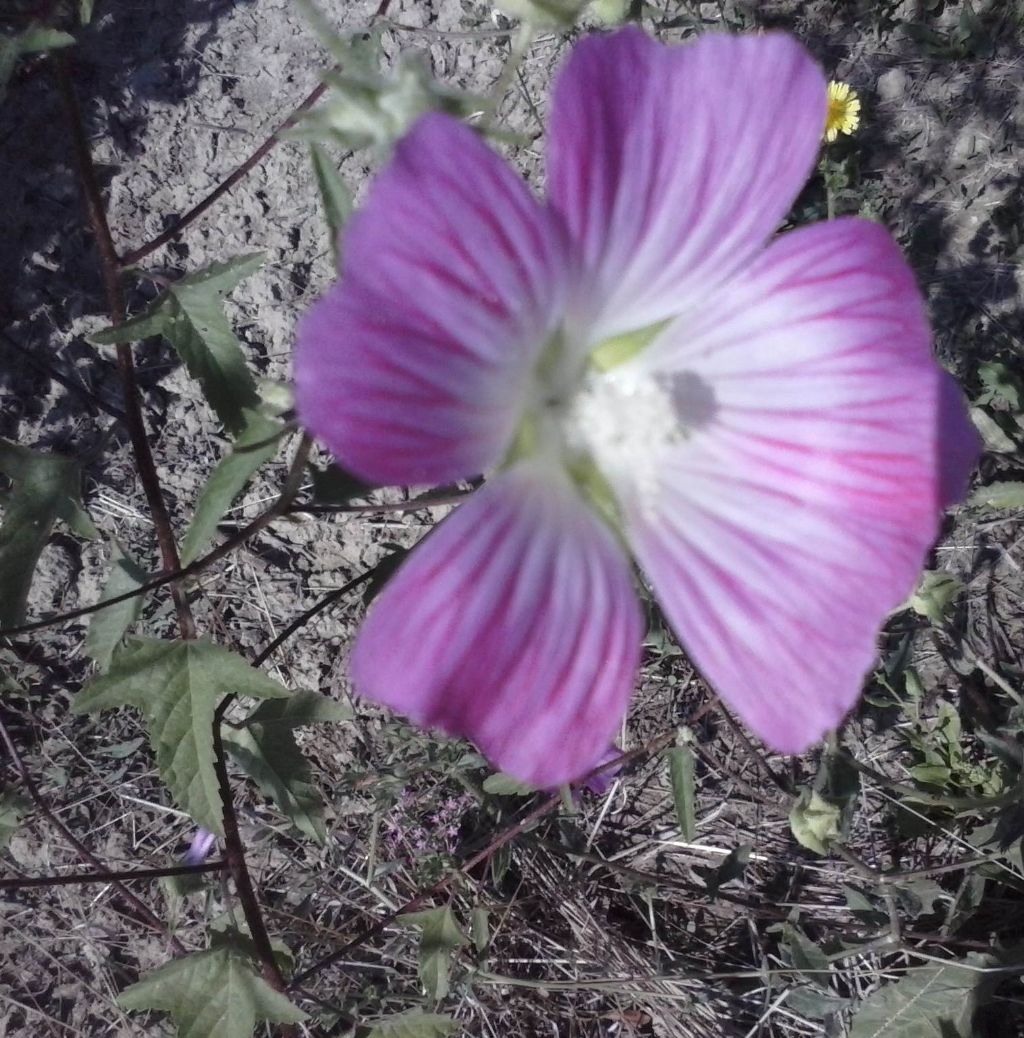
[623, 218, 980, 752]
[547, 28, 826, 342]
[350, 463, 643, 787]
[295, 113, 570, 487]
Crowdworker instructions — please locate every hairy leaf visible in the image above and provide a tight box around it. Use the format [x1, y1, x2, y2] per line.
[90, 255, 264, 433]
[309, 143, 352, 266]
[848, 957, 992, 1038]
[180, 411, 286, 564]
[0, 439, 97, 627]
[119, 936, 305, 1038]
[969, 481, 1024, 511]
[245, 690, 350, 727]
[400, 906, 467, 1001]
[364, 1013, 459, 1038]
[790, 790, 842, 855]
[85, 541, 148, 671]
[74, 638, 290, 834]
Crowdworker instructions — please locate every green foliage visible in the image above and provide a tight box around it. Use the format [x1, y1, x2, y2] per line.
[180, 410, 286, 565]
[85, 541, 148, 671]
[224, 693, 348, 843]
[969, 481, 1024, 511]
[848, 957, 992, 1038]
[289, 15, 478, 150]
[0, 789, 31, 850]
[118, 931, 305, 1038]
[497, 0, 586, 26]
[0, 25, 75, 104]
[309, 143, 352, 267]
[362, 1013, 459, 1038]
[0, 439, 97, 628]
[909, 569, 963, 626]
[790, 751, 859, 855]
[399, 906, 467, 1001]
[482, 772, 535, 796]
[90, 255, 265, 434]
[903, 701, 1003, 799]
[667, 738, 696, 841]
[587, 0, 630, 24]
[74, 638, 290, 834]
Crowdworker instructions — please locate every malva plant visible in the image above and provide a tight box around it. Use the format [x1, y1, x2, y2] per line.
[294, 28, 981, 788]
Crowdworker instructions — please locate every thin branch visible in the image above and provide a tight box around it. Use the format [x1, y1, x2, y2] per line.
[0, 859, 226, 891]
[54, 53, 195, 639]
[0, 435, 313, 639]
[0, 718, 186, 954]
[119, 80, 329, 267]
[286, 489, 470, 517]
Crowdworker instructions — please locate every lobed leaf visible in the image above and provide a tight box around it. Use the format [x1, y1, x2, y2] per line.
[399, 906, 467, 1001]
[118, 937, 305, 1038]
[90, 254, 265, 434]
[74, 638, 290, 834]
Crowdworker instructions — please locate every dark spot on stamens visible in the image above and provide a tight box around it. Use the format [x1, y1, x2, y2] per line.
[655, 370, 718, 430]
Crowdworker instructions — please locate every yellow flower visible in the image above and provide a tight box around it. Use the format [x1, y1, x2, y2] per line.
[824, 81, 860, 142]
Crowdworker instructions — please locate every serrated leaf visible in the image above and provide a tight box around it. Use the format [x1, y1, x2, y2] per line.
[482, 772, 535, 796]
[0, 789, 31, 850]
[74, 638, 290, 834]
[309, 143, 352, 266]
[969, 481, 1024, 511]
[909, 570, 963, 626]
[118, 939, 305, 1038]
[400, 906, 467, 1001]
[978, 361, 1023, 410]
[90, 255, 264, 433]
[790, 789, 842, 855]
[180, 411, 285, 564]
[85, 541, 148, 671]
[0, 439, 97, 627]
[667, 743, 696, 841]
[848, 957, 992, 1038]
[364, 1013, 459, 1038]
[224, 724, 327, 844]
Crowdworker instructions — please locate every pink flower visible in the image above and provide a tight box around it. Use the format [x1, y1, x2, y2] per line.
[294, 29, 980, 787]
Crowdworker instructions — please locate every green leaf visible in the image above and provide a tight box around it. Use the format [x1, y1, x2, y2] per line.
[309, 144, 352, 266]
[400, 906, 467, 1001]
[79, 0, 95, 23]
[969, 481, 1024, 511]
[224, 725, 326, 844]
[909, 570, 963, 626]
[667, 742, 696, 841]
[180, 411, 285, 564]
[790, 790, 843, 856]
[244, 690, 350, 727]
[84, 541, 148, 671]
[309, 461, 373, 504]
[482, 772, 535, 796]
[587, 0, 630, 24]
[364, 1013, 459, 1038]
[90, 255, 264, 434]
[15, 28, 76, 53]
[970, 406, 1018, 453]
[0, 789, 31, 850]
[74, 638, 290, 834]
[848, 957, 992, 1038]
[497, 0, 586, 27]
[0, 439, 97, 628]
[118, 937, 305, 1038]
[696, 844, 751, 897]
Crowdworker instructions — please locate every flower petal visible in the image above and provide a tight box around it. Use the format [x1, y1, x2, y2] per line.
[295, 114, 570, 486]
[547, 27, 827, 341]
[350, 463, 643, 786]
[622, 218, 980, 752]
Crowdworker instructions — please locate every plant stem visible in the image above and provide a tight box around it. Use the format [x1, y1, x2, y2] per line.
[0, 860, 226, 891]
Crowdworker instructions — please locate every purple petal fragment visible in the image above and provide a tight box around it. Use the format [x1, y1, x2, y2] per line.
[184, 827, 217, 865]
[295, 113, 571, 487]
[624, 218, 981, 752]
[350, 463, 643, 787]
[547, 27, 827, 341]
